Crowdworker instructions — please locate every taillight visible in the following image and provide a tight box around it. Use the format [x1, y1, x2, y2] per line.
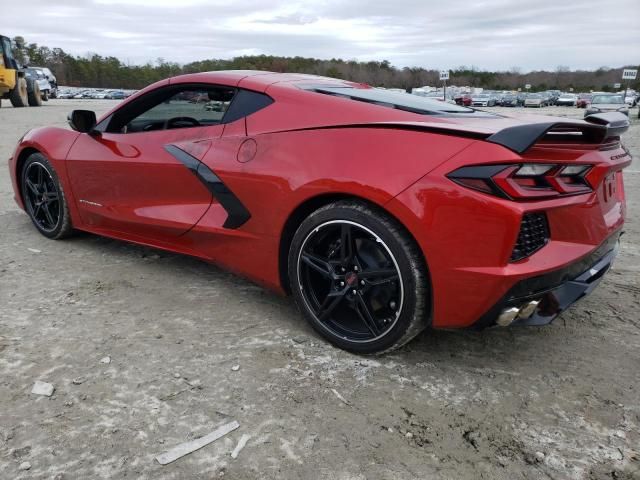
[447, 163, 593, 200]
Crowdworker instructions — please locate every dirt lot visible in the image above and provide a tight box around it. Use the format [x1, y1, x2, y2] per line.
[1, 100, 639, 480]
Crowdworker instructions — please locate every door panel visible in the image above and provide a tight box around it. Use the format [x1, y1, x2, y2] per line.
[66, 126, 223, 239]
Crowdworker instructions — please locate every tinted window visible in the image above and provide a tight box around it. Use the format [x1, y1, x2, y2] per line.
[123, 87, 235, 133]
[306, 86, 474, 114]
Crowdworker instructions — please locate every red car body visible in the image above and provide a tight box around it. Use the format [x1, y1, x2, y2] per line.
[8, 71, 631, 334]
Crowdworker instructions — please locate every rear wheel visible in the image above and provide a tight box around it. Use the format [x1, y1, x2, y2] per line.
[27, 81, 43, 106]
[41, 90, 49, 102]
[10, 77, 29, 107]
[288, 201, 429, 354]
[21, 153, 73, 239]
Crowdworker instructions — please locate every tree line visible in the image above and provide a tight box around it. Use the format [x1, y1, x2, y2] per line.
[11, 36, 639, 92]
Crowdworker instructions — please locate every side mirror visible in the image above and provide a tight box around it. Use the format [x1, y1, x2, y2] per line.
[68, 110, 97, 133]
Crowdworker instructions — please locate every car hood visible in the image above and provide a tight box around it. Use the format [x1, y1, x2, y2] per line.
[589, 104, 626, 109]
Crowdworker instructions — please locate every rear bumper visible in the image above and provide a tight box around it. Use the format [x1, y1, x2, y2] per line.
[472, 231, 620, 328]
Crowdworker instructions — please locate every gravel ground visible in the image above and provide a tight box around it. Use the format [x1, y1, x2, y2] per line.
[1, 100, 639, 480]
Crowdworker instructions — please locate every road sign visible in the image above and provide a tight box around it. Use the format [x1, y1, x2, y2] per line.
[439, 70, 449, 81]
[525, 84, 531, 90]
[622, 69, 637, 80]
[614, 83, 621, 89]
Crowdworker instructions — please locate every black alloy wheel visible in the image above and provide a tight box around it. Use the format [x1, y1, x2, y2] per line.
[298, 219, 404, 342]
[23, 161, 60, 232]
[21, 153, 73, 239]
[289, 201, 429, 354]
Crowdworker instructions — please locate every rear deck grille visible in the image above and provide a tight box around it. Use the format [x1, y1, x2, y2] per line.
[510, 213, 549, 262]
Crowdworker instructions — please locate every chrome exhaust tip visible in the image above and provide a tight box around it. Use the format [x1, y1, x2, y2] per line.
[496, 300, 541, 327]
[518, 300, 541, 319]
[497, 307, 521, 326]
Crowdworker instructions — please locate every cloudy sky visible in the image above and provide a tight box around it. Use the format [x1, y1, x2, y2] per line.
[5, 0, 640, 71]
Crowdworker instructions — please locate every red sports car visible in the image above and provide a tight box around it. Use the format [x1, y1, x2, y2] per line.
[8, 71, 631, 353]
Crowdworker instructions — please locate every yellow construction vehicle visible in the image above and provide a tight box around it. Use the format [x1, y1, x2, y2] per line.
[0, 35, 42, 108]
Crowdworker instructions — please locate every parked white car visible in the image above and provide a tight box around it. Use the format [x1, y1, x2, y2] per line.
[31, 66, 58, 98]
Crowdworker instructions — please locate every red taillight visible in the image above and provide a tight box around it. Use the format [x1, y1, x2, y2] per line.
[448, 163, 593, 200]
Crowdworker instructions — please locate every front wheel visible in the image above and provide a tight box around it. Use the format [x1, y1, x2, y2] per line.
[21, 153, 73, 239]
[10, 77, 29, 107]
[288, 201, 430, 354]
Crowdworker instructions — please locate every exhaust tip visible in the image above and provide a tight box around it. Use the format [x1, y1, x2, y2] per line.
[518, 300, 541, 319]
[496, 300, 541, 327]
[497, 307, 521, 326]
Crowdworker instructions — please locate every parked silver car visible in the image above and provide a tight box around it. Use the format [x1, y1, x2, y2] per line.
[585, 94, 629, 117]
[470, 93, 496, 107]
[524, 93, 546, 108]
[556, 93, 578, 106]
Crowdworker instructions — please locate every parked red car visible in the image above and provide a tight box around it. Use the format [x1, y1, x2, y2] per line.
[8, 71, 631, 353]
[454, 94, 472, 106]
[576, 93, 592, 108]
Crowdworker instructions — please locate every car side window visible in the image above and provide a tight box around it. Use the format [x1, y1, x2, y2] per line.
[122, 87, 235, 133]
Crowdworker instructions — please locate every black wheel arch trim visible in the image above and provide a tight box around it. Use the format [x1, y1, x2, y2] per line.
[164, 144, 251, 229]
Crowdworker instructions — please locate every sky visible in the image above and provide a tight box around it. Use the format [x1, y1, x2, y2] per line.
[4, 0, 640, 71]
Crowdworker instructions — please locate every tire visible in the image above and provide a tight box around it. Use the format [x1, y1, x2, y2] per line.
[10, 77, 29, 107]
[27, 81, 43, 106]
[41, 90, 49, 101]
[288, 200, 429, 354]
[21, 153, 73, 239]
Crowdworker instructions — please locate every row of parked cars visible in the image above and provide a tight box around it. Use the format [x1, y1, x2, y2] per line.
[447, 89, 638, 117]
[453, 90, 638, 109]
[57, 88, 134, 100]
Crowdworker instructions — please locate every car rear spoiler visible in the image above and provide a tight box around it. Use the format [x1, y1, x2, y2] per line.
[486, 112, 630, 154]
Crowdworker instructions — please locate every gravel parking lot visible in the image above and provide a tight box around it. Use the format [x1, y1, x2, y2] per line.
[1, 100, 639, 480]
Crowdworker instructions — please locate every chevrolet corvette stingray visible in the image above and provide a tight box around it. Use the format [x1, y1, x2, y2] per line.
[8, 71, 631, 353]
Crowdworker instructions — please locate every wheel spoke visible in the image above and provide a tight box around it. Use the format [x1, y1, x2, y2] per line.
[355, 293, 381, 336]
[42, 203, 56, 226]
[340, 224, 354, 263]
[36, 165, 44, 187]
[45, 191, 59, 202]
[26, 179, 39, 195]
[317, 289, 347, 322]
[359, 268, 398, 279]
[33, 204, 42, 219]
[360, 268, 399, 286]
[301, 252, 335, 279]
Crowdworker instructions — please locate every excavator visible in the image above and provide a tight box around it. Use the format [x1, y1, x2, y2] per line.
[0, 35, 42, 108]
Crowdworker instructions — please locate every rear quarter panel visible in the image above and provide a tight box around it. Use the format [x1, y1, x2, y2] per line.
[188, 127, 475, 292]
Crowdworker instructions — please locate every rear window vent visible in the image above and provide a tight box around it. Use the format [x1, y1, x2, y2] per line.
[510, 213, 550, 262]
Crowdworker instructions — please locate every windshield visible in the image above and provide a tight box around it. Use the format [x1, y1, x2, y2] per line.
[591, 95, 624, 104]
[306, 86, 474, 114]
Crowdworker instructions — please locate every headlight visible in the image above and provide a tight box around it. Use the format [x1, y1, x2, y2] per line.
[590, 107, 600, 112]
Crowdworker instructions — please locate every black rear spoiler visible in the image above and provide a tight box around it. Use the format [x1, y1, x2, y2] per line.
[486, 112, 629, 154]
